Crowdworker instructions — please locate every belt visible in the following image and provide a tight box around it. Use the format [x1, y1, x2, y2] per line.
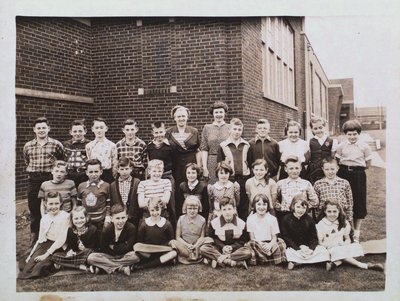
[339, 165, 365, 171]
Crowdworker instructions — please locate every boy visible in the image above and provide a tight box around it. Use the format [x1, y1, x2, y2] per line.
[146, 121, 174, 183]
[63, 119, 90, 188]
[110, 157, 141, 226]
[217, 118, 250, 220]
[314, 157, 353, 223]
[137, 160, 175, 227]
[23, 117, 64, 245]
[38, 160, 77, 216]
[116, 119, 147, 180]
[77, 159, 111, 232]
[247, 119, 281, 179]
[276, 156, 319, 224]
[86, 204, 140, 275]
[199, 197, 251, 269]
[85, 117, 118, 184]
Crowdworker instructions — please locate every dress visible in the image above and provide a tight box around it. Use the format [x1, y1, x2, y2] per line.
[208, 181, 240, 219]
[245, 177, 277, 212]
[200, 122, 230, 184]
[316, 217, 364, 261]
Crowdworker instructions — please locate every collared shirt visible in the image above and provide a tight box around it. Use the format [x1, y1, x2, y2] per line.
[118, 176, 132, 205]
[312, 134, 338, 152]
[23, 137, 64, 172]
[188, 179, 199, 191]
[208, 181, 240, 214]
[314, 176, 353, 221]
[277, 177, 318, 211]
[218, 137, 250, 176]
[316, 217, 352, 248]
[116, 137, 147, 169]
[63, 138, 90, 172]
[85, 137, 117, 170]
[278, 138, 309, 163]
[336, 139, 372, 167]
[144, 216, 167, 227]
[245, 176, 277, 207]
[211, 215, 246, 243]
[246, 212, 279, 242]
[248, 136, 281, 177]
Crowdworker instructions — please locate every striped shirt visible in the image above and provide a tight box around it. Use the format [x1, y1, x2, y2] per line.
[116, 137, 147, 169]
[137, 179, 172, 208]
[23, 137, 64, 172]
[38, 179, 77, 212]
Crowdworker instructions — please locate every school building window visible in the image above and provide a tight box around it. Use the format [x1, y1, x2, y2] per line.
[262, 17, 295, 107]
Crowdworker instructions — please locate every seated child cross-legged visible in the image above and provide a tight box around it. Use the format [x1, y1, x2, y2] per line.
[246, 194, 286, 266]
[18, 192, 70, 279]
[170, 196, 213, 264]
[52, 206, 98, 272]
[280, 195, 330, 270]
[133, 197, 177, 270]
[200, 197, 252, 269]
[86, 204, 140, 275]
[316, 199, 384, 272]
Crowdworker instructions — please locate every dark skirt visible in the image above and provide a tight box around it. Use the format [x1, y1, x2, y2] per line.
[52, 249, 93, 269]
[338, 165, 367, 219]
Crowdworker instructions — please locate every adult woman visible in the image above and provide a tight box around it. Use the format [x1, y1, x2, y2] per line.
[200, 101, 230, 184]
[166, 105, 201, 190]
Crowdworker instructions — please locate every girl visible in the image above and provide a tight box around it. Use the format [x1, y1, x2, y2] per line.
[245, 159, 277, 213]
[52, 206, 98, 272]
[280, 194, 330, 270]
[175, 163, 209, 219]
[336, 119, 371, 243]
[170, 196, 212, 264]
[307, 116, 337, 184]
[207, 162, 240, 223]
[133, 197, 177, 270]
[316, 199, 384, 271]
[278, 120, 310, 180]
[246, 194, 286, 265]
[18, 192, 70, 279]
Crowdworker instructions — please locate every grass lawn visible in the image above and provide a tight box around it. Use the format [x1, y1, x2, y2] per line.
[16, 166, 386, 292]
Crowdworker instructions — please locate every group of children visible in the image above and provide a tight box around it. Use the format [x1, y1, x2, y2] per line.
[18, 110, 384, 279]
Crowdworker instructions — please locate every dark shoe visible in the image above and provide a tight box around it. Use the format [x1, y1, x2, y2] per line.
[368, 263, 384, 272]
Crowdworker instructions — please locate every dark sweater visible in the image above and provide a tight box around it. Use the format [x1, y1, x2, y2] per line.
[280, 212, 318, 250]
[175, 181, 209, 219]
[100, 221, 137, 256]
[66, 224, 98, 251]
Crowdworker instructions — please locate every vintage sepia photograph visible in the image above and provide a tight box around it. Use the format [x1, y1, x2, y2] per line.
[1, 1, 399, 300]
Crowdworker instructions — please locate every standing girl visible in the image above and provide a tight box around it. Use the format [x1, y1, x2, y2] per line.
[278, 120, 309, 180]
[52, 206, 98, 271]
[280, 195, 330, 270]
[245, 159, 277, 214]
[175, 163, 209, 219]
[18, 192, 70, 279]
[133, 197, 177, 269]
[336, 119, 371, 242]
[316, 199, 383, 271]
[246, 194, 286, 266]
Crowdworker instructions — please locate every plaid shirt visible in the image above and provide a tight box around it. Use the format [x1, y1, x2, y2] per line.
[116, 137, 147, 169]
[118, 176, 132, 205]
[63, 138, 90, 172]
[277, 177, 319, 211]
[314, 176, 353, 221]
[23, 137, 64, 172]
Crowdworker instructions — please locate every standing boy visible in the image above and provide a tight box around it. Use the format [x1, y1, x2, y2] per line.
[217, 118, 250, 220]
[23, 117, 64, 245]
[247, 119, 281, 179]
[63, 119, 90, 188]
[116, 119, 147, 180]
[85, 117, 118, 184]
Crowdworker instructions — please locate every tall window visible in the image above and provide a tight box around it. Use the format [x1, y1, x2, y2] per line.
[262, 17, 295, 107]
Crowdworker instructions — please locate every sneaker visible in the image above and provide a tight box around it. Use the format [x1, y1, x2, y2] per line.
[288, 262, 295, 270]
[53, 263, 61, 270]
[326, 262, 333, 271]
[249, 257, 257, 266]
[203, 258, 209, 265]
[89, 265, 100, 274]
[237, 260, 248, 270]
[367, 263, 384, 272]
[119, 266, 131, 276]
[211, 260, 218, 269]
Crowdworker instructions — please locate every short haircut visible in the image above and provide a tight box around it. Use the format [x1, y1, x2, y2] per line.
[123, 118, 137, 127]
[70, 119, 86, 130]
[52, 160, 67, 169]
[309, 116, 326, 128]
[182, 195, 203, 213]
[86, 159, 103, 170]
[171, 105, 190, 118]
[284, 120, 302, 136]
[230, 118, 243, 127]
[71, 206, 90, 225]
[45, 191, 61, 202]
[33, 117, 49, 127]
[151, 121, 166, 130]
[117, 156, 133, 168]
[256, 118, 270, 127]
[147, 197, 163, 210]
[284, 155, 300, 166]
[289, 194, 309, 212]
[148, 159, 164, 171]
[215, 161, 233, 178]
[250, 193, 271, 213]
[321, 156, 338, 167]
[92, 117, 107, 126]
[219, 196, 236, 208]
[209, 101, 229, 115]
[342, 119, 362, 134]
[111, 204, 126, 216]
[185, 163, 201, 179]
